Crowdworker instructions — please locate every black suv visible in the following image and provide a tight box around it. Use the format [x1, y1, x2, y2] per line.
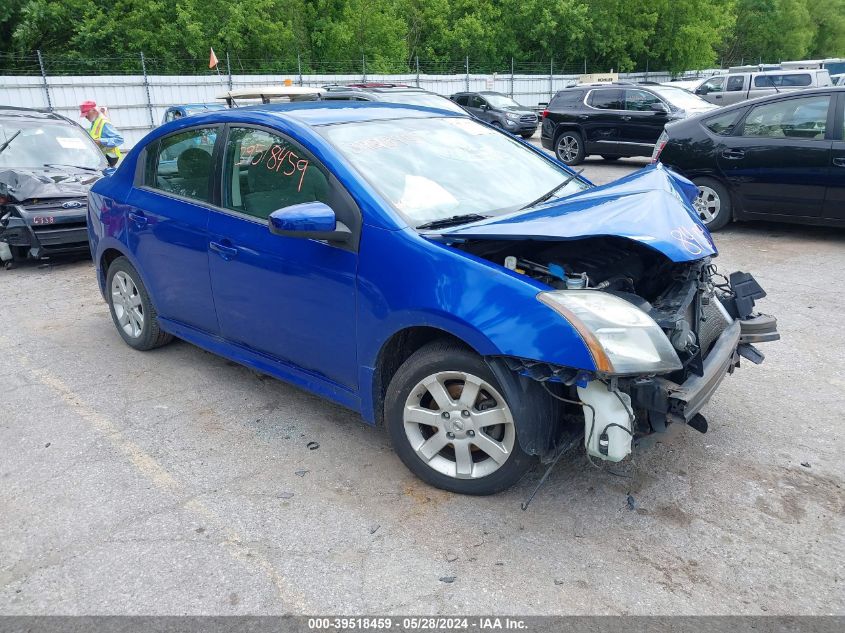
[450, 91, 538, 138]
[0, 106, 106, 267]
[540, 83, 717, 165]
[321, 83, 466, 114]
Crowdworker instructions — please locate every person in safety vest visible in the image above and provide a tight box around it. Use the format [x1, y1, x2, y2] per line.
[79, 101, 123, 166]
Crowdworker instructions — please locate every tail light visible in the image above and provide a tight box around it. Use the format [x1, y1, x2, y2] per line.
[651, 130, 669, 163]
[542, 109, 549, 119]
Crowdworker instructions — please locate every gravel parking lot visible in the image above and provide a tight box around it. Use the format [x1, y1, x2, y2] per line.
[1, 157, 843, 616]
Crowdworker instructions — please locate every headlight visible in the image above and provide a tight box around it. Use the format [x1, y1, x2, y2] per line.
[506, 113, 520, 121]
[537, 290, 682, 375]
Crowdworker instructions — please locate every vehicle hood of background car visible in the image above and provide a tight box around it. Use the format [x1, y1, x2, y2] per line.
[0, 167, 100, 202]
[433, 164, 716, 263]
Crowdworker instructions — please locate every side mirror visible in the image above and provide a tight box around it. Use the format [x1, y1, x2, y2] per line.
[102, 167, 117, 177]
[651, 102, 670, 114]
[268, 202, 351, 243]
[480, 103, 488, 111]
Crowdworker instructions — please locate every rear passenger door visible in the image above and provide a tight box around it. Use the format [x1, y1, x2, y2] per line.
[583, 88, 624, 154]
[126, 125, 221, 334]
[206, 125, 360, 390]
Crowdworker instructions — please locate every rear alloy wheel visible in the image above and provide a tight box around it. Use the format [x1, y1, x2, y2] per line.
[107, 256, 173, 351]
[692, 177, 732, 231]
[385, 342, 534, 495]
[555, 130, 585, 165]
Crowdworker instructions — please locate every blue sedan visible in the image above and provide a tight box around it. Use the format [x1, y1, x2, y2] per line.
[88, 102, 777, 495]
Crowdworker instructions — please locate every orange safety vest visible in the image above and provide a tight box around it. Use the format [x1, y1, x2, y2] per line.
[89, 115, 122, 160]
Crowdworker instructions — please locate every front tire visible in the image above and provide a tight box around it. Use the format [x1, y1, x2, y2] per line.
[692, 177, 732, 231]
[106, 256, 173, 351]
[385, 341, 535, 495]
[554, 130, 585, 165]
[520, 131, 535, 139]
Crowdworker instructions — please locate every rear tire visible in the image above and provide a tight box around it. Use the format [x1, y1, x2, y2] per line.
[692, 177, 732, 231]
[106, 256, 173, 351]
[385, 340, 535, 495]
[554, 130, 585, 165]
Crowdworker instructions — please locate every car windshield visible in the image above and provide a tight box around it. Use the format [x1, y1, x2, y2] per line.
[484, 94, 521, 109]
[649, 86, 714, 110]
[381, 92, 467, 114]
[322, 116, 588, 227]
[0, 120, 105, 170]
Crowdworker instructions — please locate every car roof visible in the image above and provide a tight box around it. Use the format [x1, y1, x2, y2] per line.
[199, 101, 468, 127]
[323, 84, 425, 94]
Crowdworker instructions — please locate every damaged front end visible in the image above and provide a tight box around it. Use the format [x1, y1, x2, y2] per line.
[0, 168, 97, 265]
[437, 166, 779, 465]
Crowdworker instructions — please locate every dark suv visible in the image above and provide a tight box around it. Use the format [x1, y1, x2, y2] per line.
[450, 91, 538, 138]
[321, 83, 466, 114]
[541, 83, 717, 165]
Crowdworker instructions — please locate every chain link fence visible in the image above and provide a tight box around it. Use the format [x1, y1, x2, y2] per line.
[0, 51, 722, 147]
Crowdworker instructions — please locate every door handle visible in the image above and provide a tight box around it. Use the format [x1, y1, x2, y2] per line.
[721, 149, 745, 160]
[833, 157, 845, 168]
[209, 240, 238, 260]
[127, 211, 147, 227]
[620, 115, 632, 121]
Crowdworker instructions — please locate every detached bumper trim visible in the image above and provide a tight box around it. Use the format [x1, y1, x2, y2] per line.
[657, 320, 741, 424]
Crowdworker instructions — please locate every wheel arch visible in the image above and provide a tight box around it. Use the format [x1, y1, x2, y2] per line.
[370, 325, 478, 427]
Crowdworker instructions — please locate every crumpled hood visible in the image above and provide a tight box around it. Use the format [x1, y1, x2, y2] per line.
[0, 168, 100, 202]
[435, 164, 717, 262]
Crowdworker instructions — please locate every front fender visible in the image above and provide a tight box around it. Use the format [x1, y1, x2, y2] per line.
[355, 225, 597, 422]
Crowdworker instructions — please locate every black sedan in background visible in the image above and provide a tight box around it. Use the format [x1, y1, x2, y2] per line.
[655, 87, 845, 230]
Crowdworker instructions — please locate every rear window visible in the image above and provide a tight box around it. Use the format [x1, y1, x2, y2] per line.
[754, 74, 812, 88]
[549, 90, 585, 108]
[703, 110, 743, 135]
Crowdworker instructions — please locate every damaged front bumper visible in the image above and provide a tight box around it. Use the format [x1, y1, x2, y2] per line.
[0, 200, 90, 259]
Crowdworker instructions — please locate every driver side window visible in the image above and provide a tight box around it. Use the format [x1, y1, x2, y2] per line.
[223, 127, 330, 221]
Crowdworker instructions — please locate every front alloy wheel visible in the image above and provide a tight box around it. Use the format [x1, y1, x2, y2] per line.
[385, 341, 534, 495]
[403, 371, 516, 480]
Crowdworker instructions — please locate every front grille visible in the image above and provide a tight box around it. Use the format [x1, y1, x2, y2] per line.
[24, 198, 86, 212]
[519, 114, 537, 123]
[31, 222, 88, 247]
[699, 300, 730, 357]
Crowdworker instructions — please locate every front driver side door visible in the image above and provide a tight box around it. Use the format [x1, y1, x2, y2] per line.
[206, 125, 360, 391]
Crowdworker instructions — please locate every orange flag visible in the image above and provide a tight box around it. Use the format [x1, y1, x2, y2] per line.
[209, 48, 219, 69]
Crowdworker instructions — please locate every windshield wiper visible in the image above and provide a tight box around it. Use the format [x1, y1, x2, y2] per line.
[0, 130, 21, 156]
[43, 163, 100, 172]
[520, 168, 584, 210]
[416, 213, 489, 230]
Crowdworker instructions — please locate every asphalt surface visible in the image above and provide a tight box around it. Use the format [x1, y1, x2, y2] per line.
[1, 157, 843, 616]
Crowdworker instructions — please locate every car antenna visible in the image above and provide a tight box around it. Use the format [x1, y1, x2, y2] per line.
[764, 74, 780, 93]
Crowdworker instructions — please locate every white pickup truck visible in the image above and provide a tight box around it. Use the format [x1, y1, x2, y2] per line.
[694, 69, 832, 105]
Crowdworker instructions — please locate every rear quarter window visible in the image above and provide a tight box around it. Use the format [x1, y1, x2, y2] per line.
[703, 110, 744, 135]
[549, 90, 585, 108]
